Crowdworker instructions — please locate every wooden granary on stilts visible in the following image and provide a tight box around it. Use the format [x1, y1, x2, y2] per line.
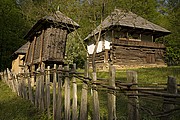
[24, 11, 79, 70]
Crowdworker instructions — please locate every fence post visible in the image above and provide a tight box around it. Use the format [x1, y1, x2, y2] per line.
[65, 65, 71, 120]
[22, 74, 28, 99]
[108, 65, 116, 120]
[92, 72, 100, 120]
[127, 71, 139, 120]
[72, 64, 77, 120]
[38, 69, 42, 110]
[80, 61, 88, 120]
[53, 64, 57, 120]
[40, 63, 45, 111]
[31, 65, 35, 87]
[5, 70, 8, 85]
[14, 75, 20, 96]
[6, 68, 11, 88]
[35, 70, 38, 108]
[18, 76, 23, 97]
[161, 76, 177, 120]
[28, 70, 33, 104]
[46, 66, 51, 119]
[56, 65, 63, 120]
[11, 73, 16, 92]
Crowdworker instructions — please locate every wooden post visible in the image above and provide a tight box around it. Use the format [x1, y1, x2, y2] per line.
[35, 71, 39, 108]
[56, 65, 63, 120]
[72, 64, 77, 120]
[127, 71, 139, 120]
[108, 65, 116, 120]
[24, 75, 28, 100]
[14, 75, 20, 96]
[38, 70, 42, 110]
[39, 63, 45, 111]
[22, 75, 28, 99]
[6, 68, 11, 88]
[28, 71, 33, 104]
[92, 72, 100, 120]
[161, 76, 177, 120]
[11, 74, 16, 92]
[5, 70, 8, 85]
[80, 61, 88, 120]
[31, 65, 35, 87]
[46, 66, 51, 118]
[18, 76, 23, 97]
[53, 64, 57, 120]
[65, 65, 71, 120]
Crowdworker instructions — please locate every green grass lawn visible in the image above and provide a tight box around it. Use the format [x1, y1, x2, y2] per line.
[0, 66, 180, 120]
[0, 80, 46, 120]
[95, 66, 180, 120]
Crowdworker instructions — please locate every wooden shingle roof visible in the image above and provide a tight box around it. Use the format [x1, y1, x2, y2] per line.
[85, 9, 170, 40]
[14, 42, 30, 55]
[24, 11, 80, 40]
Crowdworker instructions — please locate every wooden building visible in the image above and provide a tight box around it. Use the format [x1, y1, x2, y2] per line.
[12, 42, 30, 74]
[85, 9, 171, 69]
[24, 11, 79, 69]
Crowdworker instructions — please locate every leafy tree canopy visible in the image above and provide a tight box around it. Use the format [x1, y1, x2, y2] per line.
[0, 0, 179, 70]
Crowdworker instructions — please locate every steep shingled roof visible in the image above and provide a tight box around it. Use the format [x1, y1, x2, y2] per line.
[85, 9, 170, 40]
[24, 11, 80, 40]
[14, 42, 30, 55]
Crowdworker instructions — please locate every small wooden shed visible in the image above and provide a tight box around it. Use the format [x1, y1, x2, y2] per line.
[12, 42, 30, 74]
[24, 11, 79, 68]
[85, 9, 171, 69]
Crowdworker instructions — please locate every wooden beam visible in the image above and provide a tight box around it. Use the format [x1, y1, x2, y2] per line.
[39, 29, 45, 66]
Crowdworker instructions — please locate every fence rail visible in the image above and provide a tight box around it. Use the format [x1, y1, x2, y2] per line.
[0, 64, 179, 120]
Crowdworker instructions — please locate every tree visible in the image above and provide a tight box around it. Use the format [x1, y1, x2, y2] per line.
[0, 0, 28, 70]
[157, 0, 180, 65]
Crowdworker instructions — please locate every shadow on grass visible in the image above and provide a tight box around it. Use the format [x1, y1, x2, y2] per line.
[0, 80, 45, 120]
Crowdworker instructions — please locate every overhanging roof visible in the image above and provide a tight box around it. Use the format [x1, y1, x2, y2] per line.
[84, 9, 171, 40]
[24, 11, 80, 40]
[14, 42, 30, 55]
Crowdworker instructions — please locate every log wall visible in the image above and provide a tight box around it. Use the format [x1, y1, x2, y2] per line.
[112, 40, 166, 68]
[89, 39, 166, 69]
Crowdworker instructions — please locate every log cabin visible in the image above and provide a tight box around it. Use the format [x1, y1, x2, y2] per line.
[24, 11, 79, 70]
[12, 42, 30, 74]
[84, 9, 171, 69]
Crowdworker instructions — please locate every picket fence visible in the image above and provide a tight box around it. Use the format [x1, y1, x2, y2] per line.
[1, 63, 179, 120]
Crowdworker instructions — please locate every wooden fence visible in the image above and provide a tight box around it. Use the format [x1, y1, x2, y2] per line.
[1, 63, 180, 120]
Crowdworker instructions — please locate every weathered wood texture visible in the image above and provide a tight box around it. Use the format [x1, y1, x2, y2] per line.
[46, 66, 51, 119]
[53, 64, 57, 119]
[89, 39, 166, 69]
[72, 64, 77, 120]
[2, 63, 180, 120]
[80, 61, 88, 120]
[161, 76, 177, 120]
[65, 65, 71, 120]
[92, 72, 100, 120]
[26, 27, 68, 65]
[112, 40, 166, 67]
[108, 65, 116, 120]
[127, 71, 139, 120]
[56, 65, 63, 120]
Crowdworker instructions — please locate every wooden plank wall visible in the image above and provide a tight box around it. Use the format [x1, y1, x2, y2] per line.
[26, 27, 68, 66]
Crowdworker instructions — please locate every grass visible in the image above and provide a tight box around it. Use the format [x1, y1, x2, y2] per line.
[0, 66, 180, 120]
[95, 66, 180, 120]
[0, 80, 46, 120]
